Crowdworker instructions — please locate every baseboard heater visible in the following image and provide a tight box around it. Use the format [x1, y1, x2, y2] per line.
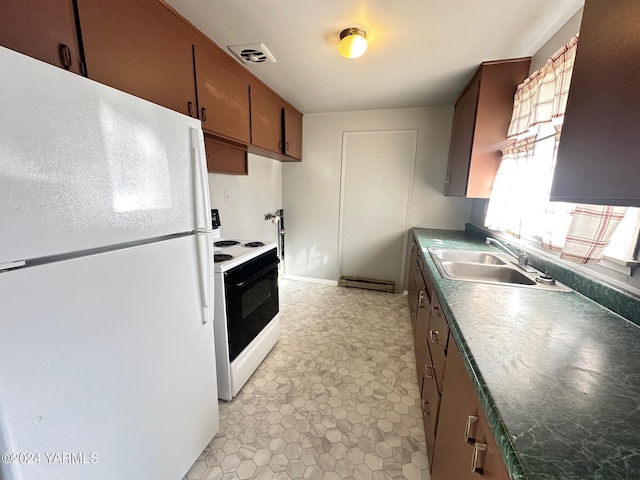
[339, 275, 394, 293]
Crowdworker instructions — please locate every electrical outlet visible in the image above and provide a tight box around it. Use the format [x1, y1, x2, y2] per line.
[224, 190, 231, 203]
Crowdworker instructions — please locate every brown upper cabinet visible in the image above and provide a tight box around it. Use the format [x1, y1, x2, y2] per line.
[445, 58, 531, 198]
[282, 107, 303, 161]
[75, 0, 197, 117]
[0, 0, 82, 74]
[551, 0, 640, 207]
[193, 40, 251, 144]
[204, 136, 248, 175]
[4, 0, 302, 165]
[250, 81, 284, 156]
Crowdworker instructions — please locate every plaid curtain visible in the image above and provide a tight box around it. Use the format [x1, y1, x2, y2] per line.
[508, 35, 578, 140]
[560, 205, 628, 264]
[487, 35, 630, 264]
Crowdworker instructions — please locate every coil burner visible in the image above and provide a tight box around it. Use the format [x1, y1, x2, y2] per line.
[214, 254, 234, 263]
[243, 241, 266, 248]
[214, 240, 240, 247]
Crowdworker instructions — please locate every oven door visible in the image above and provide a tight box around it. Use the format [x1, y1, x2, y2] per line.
[224, 249, 279, 362]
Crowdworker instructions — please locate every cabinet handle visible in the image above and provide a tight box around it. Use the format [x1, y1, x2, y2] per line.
[431, 305, 440, 316]
[59, 43, 72, 70]
[445, 173, 452, 184]
[201, 107, 207, 121]
[471, 442, 487, 474]
[424, 364, 434, 379]
[422, 399, 430, 417]
[278, 140, 283, 151]
[418, 290, 425, 306]
[429, 330, 441, 344]
[464, 415, 479, 444]
[286, 141, 290, 151]
[188, 101, 194, 117]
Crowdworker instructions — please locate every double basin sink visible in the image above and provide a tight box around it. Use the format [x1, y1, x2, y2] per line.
[428, 248, 572, 292]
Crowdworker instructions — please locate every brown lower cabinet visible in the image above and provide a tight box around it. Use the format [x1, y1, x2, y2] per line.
[431, 340, 509, 479]
[410, 239, 510, 478]
[415, 291, 445, 466]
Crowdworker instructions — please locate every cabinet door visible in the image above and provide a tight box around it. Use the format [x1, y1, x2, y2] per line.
[413, 280, 430, 388]
[446, 58, 530, 198]
[445, 73, 480, 196]
[411, 268, 426, 334]
[431, 339, 509, 480]
[0, 0, 81, 74]
[421, 373, 440, 468]
[473, 416, 511, 479]
[76, 0, 196, 117]
[427, 295, 447, 392]
[250, 82, 283, 154]
[431, 339, 479, 480]
[422, 358, 440, 437]
[407, 241, 419, 311]
[283, 106, 303, 160]
[194, 42, 250, 144]
[204, 136, 248, 175]
[551, 0, 640, 206]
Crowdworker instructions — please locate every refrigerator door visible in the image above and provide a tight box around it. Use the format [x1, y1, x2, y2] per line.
[0, 46, 210, 265]
[0, 236, 218, 480]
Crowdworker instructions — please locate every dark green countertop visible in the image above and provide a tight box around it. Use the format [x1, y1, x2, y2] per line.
[413, 228, 640, 480]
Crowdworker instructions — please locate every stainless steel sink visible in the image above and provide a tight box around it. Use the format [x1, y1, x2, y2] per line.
[428, 248, 572, 292]
[440, 262, 536, 285]
[430, 249, 506, 265]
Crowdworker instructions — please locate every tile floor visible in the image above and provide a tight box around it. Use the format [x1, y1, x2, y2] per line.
[184, 278, 429, 480]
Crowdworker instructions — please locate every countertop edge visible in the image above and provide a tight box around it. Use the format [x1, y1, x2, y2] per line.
[413, 228, 528, 480]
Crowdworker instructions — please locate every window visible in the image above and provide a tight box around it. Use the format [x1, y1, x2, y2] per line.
[485, 35, 640, 268]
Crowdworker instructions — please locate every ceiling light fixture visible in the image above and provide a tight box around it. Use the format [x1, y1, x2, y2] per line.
[338, 27, 368, 59]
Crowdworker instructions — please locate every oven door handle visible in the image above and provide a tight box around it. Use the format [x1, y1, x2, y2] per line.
[226, 259, 279, 289]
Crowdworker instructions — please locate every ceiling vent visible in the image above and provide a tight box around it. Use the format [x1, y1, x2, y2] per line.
[227, 43, 277, 64]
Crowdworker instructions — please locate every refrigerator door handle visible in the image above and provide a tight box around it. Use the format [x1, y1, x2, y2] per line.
[196, 230, 213, 324]
[191, 128, 211, 232]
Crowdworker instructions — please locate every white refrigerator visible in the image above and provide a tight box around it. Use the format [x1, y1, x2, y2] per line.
[0, 47, 218, 480]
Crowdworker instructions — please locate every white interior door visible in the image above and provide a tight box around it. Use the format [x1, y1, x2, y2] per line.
[338, 130, 417, 293]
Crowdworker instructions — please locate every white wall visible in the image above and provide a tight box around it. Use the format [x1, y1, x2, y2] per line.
[282, 107, 473, 283]
[469, 7, 584, 227]
[208, 153, 282, 243]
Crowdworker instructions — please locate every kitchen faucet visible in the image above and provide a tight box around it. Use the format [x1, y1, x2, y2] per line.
[485, 237, 529, 267]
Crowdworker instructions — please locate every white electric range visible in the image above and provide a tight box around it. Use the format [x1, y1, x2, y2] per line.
[211, 225, 280, 401]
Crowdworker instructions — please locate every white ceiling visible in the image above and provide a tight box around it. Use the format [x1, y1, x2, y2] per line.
[165, 0, 584, 114]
